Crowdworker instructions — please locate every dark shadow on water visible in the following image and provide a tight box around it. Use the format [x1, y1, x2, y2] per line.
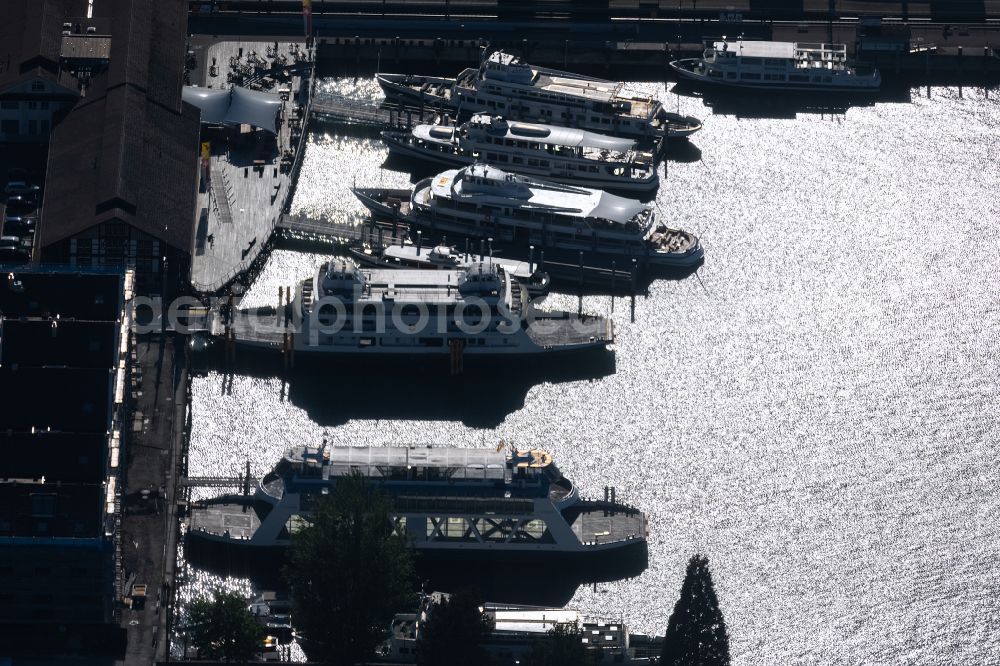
[199, 348, 616, 428]
[671, 81, 913, 119]
[185, 535, 647, 608]
[663, 140, 702, 164]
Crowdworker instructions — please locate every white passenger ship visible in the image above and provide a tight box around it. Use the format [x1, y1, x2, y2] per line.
[670, 40, 881, 91]
[187, 444, 648, 571]
[378, 50, 702, 141]
[223, 259, 612, 357]
[353, 164, 702, 269]
[383, 114, 659, 194]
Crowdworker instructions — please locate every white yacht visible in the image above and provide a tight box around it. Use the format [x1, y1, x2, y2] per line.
[671, 40, 881, 91]
[378, 50, 703, 141]
[187, 444, 648, 572]
[353, 164, 703, 269]
[383, 114, 659, 194]
[221, 258, 612, 357]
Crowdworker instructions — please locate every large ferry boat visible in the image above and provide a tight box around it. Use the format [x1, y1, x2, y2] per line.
[378, 50, 702, 141]
[186, 444, 648, 576]
[352, 164, 703, 269]
[382, 114, 659, 194]
[670, 40, 881, 91]
[220, 258, 612, 358]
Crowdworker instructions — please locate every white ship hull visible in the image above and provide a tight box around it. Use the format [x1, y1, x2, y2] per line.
[382, 130, 659, 194]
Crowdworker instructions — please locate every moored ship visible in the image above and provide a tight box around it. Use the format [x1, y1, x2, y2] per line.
[219, 258, 612, 359]
[186, 444, 648, 578]
[670, 39, 881, 91]
[378, 50, 702, 141]
[382, 114, 659, 194]
[353, 164, 703, 269]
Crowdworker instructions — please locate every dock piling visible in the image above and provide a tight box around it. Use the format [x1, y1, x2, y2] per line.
[611, 260, 616, 313]
[630, 259, 637, 323]
[577, 251, 584, 315]
[529, 245, 535, 274]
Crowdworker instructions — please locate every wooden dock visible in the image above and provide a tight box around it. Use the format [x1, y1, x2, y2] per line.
[276, 213, 406, 246]
[310, 91, 446, 129]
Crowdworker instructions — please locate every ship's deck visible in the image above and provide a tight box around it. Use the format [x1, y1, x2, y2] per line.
[189, 499, 265, 541]
[570, 507, 645, 546]
[526, 310, 613, 348]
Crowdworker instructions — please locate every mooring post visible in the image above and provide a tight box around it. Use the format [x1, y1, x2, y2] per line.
[416, 230, 422, 255]
[611, 260, 616, 313]
[529, 245, 535, 273]
[630, 259, 637, 323]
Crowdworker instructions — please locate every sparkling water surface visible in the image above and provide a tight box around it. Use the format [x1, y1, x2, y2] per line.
[185, 81, 1000, 664]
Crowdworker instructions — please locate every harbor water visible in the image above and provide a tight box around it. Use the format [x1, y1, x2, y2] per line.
[184, 79, 1000, 664]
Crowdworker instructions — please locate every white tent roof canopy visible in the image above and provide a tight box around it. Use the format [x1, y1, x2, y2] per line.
[183, 85, 282, 134]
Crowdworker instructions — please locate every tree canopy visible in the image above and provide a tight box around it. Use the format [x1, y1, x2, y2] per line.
[661, 554, 731, 666]
[523, 622, 598, 666]
[184, 589, 264, 663]
[284, 471, 415, 665]
[417, 588, 495, 666]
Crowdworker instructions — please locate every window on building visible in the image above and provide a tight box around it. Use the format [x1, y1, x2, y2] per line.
[0, 100, 18, 110]
[1, 119, 18, 134]
[27, 101, 38, 110]
[27, 119, 37, 134]
[31, 494, 57, 518]
[31, 81, 45, 92]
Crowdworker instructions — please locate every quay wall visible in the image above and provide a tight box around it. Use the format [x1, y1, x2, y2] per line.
[190, 15, 1000, 82]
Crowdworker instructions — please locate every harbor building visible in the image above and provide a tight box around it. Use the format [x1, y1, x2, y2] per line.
[0, 0, 81, 143]
[0, 267, 133, 655]
[34, 0, 200, 295]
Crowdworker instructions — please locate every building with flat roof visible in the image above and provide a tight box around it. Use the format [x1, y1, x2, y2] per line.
[0, 266, 132, 647]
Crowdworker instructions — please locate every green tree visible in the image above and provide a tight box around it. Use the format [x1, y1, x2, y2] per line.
[284, 471, 415, 665]
[184, 589, 264, 663]
[661, 554, 731, 666]
[417, 588, 495, 666]
[523, 622, 598, 666]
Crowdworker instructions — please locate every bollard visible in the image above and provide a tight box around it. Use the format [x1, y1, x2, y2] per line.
[529, 245, 535, 274]
[630, 259, 637, 323]
[611, 260, 616, 313]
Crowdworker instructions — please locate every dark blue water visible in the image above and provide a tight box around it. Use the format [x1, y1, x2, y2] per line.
[184, 81, 1000, 664]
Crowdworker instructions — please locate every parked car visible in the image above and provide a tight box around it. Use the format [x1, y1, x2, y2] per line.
[4, 181, 40, 196]
[3, 218, 35, 235]
[6, 193, 38, 211]
[0, 235, 25, 251]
